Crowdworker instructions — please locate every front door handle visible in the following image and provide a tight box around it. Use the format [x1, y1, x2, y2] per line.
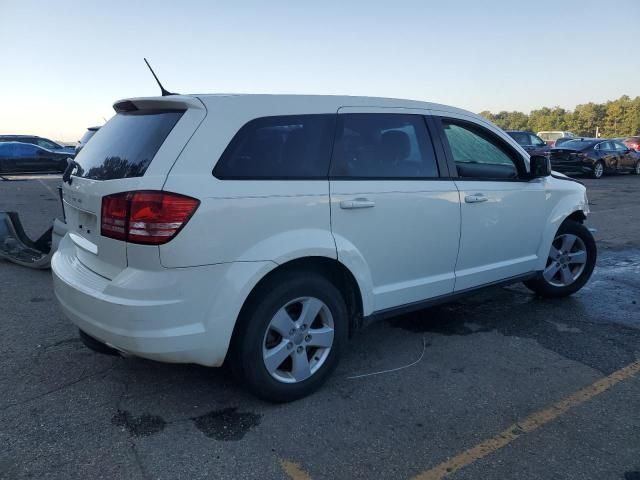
[464, 193, 488, 204]
[340, 198, 376, 209]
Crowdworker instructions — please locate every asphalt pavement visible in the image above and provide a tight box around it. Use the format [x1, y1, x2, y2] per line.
[0, 174, 638, 480]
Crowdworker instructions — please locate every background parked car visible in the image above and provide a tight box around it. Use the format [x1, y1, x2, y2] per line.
[0, 142, 70, 174]
[550, 138, 640, 178]
[537, 131, 577, 147]
[0, 135, 75, 156]
[505, 130, 550, 156]
[553, 136, 580, 147]
[75, 126, 100, 154]
[623, 136, 640, 152]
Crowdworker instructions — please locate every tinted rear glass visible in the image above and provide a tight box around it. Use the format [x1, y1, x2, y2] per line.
[555, 140, 597, 150]
[73, 110, 183, 180]
[214, 114, 336, 179]
[330, 114, 438, 178]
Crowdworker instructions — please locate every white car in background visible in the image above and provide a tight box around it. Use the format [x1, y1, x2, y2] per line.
[52, 94, 596, 402]
[537, 131, 577, 147]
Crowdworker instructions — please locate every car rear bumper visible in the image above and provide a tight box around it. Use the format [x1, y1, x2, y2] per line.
[550, 161, 594, 175]
[51, 234, 270, 367]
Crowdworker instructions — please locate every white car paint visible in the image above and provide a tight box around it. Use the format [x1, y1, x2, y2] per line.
[52, 94, 589, 367]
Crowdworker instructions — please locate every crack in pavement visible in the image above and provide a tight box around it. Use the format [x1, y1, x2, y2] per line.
[0, 364, 116, 412]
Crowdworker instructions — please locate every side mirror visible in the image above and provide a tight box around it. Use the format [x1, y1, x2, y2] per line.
[530, 155, 551, 178]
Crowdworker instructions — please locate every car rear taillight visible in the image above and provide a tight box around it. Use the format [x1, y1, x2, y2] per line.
[101, 191, 199, 245]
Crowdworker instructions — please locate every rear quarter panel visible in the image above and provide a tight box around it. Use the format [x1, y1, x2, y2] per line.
[160, 95, 338, 268]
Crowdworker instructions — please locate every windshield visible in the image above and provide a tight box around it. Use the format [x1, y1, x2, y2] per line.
[73, 110, 183, 180]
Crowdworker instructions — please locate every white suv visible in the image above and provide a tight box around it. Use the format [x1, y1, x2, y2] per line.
[52, 94, 596, 401]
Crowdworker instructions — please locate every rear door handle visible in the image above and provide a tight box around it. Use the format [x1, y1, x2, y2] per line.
[340, 198, 375, 209]
[464, 193, 488, 204]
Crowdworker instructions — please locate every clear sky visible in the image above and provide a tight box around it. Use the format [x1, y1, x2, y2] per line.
[1, 0, 639, 142]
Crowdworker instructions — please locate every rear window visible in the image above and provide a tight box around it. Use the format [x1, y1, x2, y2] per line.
[213, 114, 336, 179]
[555, 140, 597, 150]
[506, 131, 530, 146]
[73, 110, 184, 180]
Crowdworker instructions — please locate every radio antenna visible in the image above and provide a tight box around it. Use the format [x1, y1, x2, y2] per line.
[144, 58, 177, 96]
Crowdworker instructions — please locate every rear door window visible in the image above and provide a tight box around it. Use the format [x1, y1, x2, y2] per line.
[73, 110, 184, 180]
[330, 114, 438, 178]
[213, 114, 336, 179]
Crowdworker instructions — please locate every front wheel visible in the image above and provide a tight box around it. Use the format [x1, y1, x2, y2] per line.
[230, 271, 348, 402]
[524, 220, 597, 298]
[632, 160, 640, 175]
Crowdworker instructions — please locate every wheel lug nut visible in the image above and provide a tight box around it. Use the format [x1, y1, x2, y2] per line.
[305, 335, 311, 342]
[296, 346, 304, 354]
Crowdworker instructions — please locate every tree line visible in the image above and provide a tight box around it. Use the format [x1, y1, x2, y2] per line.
[479, 95, 640, 138]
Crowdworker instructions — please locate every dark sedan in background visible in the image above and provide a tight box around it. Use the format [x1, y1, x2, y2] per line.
[0, 135, 75, 156]
[0, 142, 70, 174]
[505, 130, 550, 157]
[550, 138, 640, 178]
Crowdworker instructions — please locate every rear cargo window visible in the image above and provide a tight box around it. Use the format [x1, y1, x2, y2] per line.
[213, 114, 336, 179]
[73, 110, 184, 180]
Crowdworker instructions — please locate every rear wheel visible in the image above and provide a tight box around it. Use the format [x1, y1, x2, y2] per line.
[591, 161, 604, 179]
[524, 220, 596, 298]
[230, 271, 348, 402]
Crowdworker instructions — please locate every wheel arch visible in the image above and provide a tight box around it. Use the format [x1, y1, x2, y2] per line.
[565, 210, 586, 224]
[228, 256, 366, 357]
[536, 201, 589, 271]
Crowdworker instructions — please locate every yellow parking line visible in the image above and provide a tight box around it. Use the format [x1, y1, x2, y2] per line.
[280, 459, 313, 480]
[412, 360, 640, 480]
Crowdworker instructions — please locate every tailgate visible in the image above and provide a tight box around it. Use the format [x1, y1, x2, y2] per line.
[61, 96, 206, 279]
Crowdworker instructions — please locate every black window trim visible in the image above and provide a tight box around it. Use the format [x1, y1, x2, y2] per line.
[432, 116, 530, 182]
[327, 113, 447, 181]
[213, 113, 452, 182]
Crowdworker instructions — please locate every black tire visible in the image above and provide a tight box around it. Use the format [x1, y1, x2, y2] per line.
[632, 160, 640, 175]
[230, 270, 348, 402]
[591, 160, 604, 179]
[524, 220, 596, 298]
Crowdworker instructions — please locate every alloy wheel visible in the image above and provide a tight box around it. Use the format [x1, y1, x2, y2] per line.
[593, 162, 604, 178]
[262, 296, 334, 384]
[543, 234, 588, 287]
